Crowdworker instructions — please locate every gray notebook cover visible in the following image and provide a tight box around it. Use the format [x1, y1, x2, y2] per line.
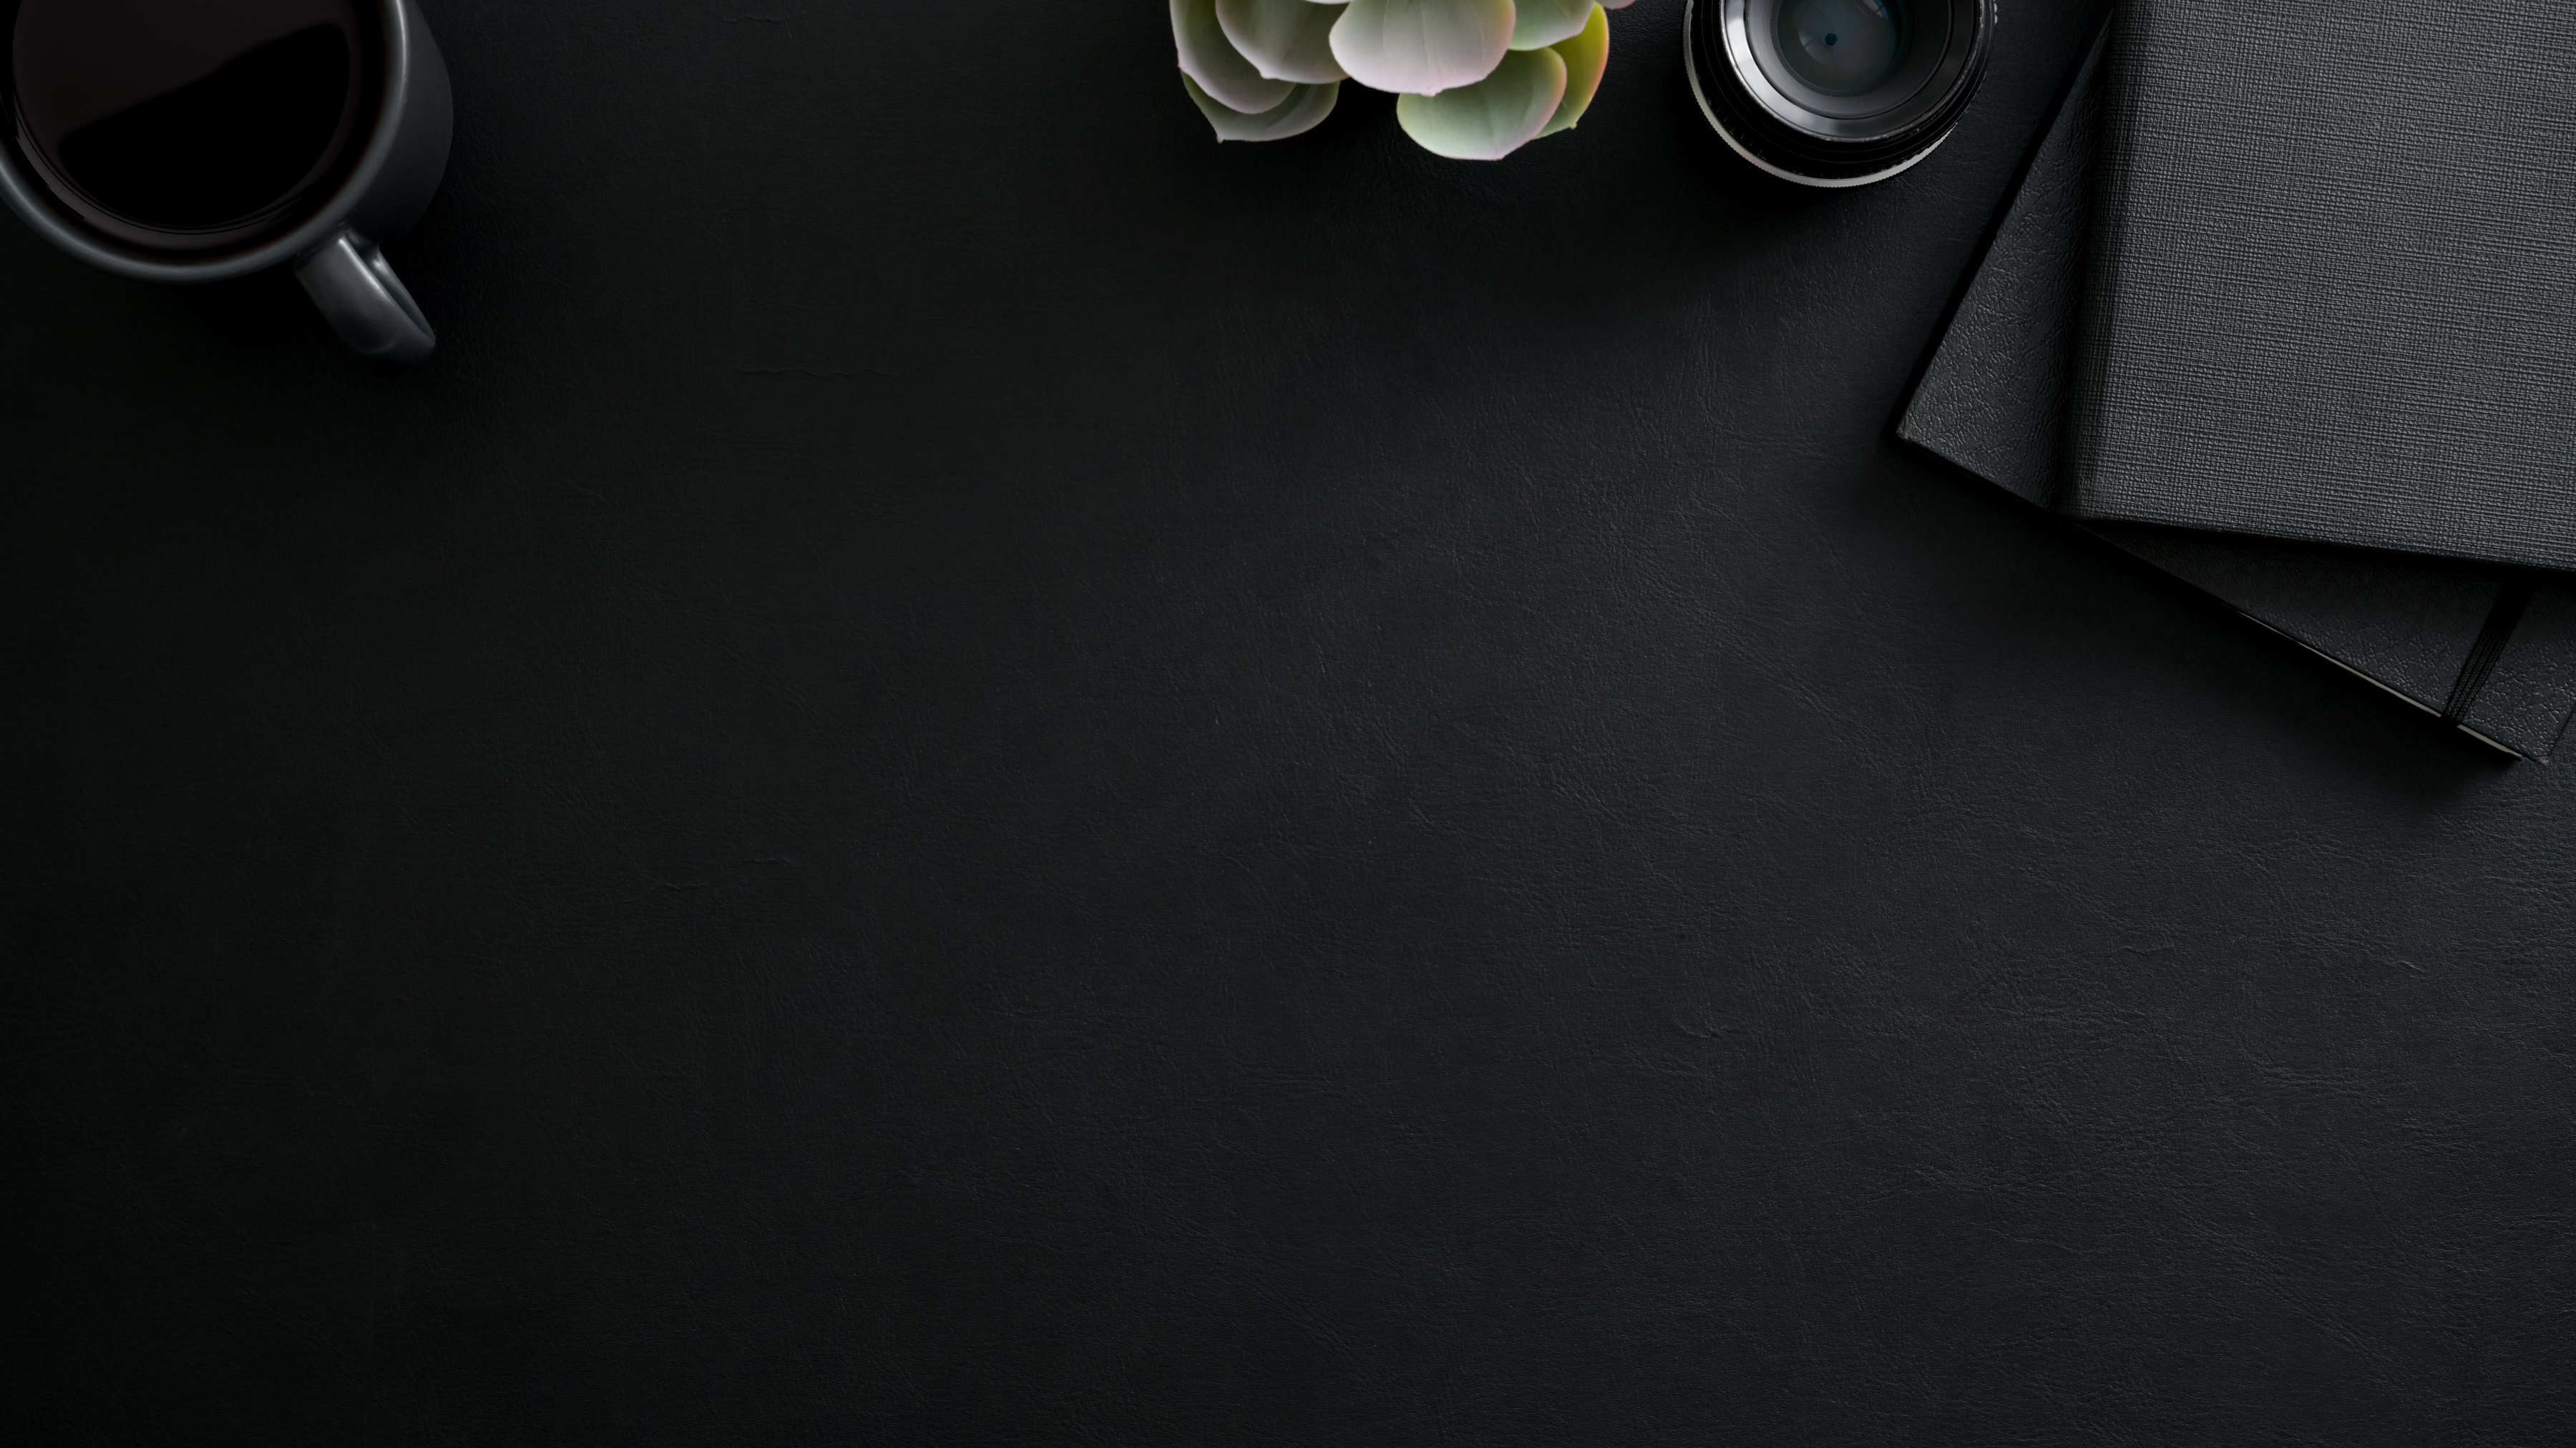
[1901, 27, 2576, 760]
[2064, 0, 2576, 572]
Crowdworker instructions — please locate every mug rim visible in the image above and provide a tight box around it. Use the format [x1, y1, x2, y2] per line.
[0, 0, 424, 283]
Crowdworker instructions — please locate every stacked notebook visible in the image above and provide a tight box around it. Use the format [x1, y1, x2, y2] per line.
[1899, 12, 2576, 760]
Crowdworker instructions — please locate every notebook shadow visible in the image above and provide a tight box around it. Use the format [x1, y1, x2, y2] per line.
[1898, 454, 2520, 807]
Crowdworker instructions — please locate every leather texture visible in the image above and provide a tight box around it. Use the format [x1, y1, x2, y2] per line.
[1901, 31, 2576, 758]
[2068, 0, 2576, 571]
[11, 2, 2576, 1444]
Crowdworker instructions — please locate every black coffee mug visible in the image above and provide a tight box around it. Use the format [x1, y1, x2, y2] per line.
[0, 0, 452, 370]
[1687, 0, 1992, 187]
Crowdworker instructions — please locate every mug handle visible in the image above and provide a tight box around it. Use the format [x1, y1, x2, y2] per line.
[294, 227, 437, 372]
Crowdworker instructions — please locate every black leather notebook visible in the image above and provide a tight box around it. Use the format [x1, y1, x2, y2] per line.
[1899, 29, 2576, 760]
[2064, 0, 2576, 572]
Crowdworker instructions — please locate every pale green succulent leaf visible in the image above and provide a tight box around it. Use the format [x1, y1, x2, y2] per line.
[1182, 74, 1342, 142]
[1174, 0, 1295, 114]
[1534, 4, 1606, 135]
[1508, 0, 1591, 50]
[1216, 0, 1350, 82]
[1395, 45, 1566, 160]
[1330, 0, 1514, 96]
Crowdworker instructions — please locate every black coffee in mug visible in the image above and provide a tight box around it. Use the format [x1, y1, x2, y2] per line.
[5, 0, 384, 253]
[0, 0, 449, 370]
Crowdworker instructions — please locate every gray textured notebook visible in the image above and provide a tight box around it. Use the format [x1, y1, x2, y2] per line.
[2065, 0, 2576, 572]
[1901, 26, 2576, 760]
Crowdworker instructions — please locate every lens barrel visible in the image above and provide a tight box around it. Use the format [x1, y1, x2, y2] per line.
[1687, 0, 1993, 187]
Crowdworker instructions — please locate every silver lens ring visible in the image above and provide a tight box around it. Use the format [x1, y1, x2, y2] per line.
[1687, 0, 1994, 187]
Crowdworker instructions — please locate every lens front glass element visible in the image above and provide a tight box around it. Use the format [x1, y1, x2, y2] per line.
[1773, 0, 1910, 97]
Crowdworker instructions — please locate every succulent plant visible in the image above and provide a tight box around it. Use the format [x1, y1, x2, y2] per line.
[1173, 0, 1631, 160]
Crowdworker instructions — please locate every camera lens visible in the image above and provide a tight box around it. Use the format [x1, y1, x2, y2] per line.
[1687, 0, 1991, 187]
[1775, 0, 1909, 99]
[4, 0, 384, 253]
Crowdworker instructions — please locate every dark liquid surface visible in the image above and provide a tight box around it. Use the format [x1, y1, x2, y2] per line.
[7, 0, 380, 253]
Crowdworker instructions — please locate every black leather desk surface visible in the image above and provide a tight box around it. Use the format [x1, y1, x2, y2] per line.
[7, 1, 2575, 1441]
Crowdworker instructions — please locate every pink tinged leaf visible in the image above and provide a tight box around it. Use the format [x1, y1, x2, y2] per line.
[1535, 3, 1606, 137]
[1394, 44, 1566, 159]
[1329, 0, 1515, 97]
[1174, 0, 1294, 114]
[1216, 0, 1349, 83]
[1182, 74, 1342, 141]
[1508, 0, 1592, 51]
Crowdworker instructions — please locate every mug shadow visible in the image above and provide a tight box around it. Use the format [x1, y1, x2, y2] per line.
[179, 264, 320, 345]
